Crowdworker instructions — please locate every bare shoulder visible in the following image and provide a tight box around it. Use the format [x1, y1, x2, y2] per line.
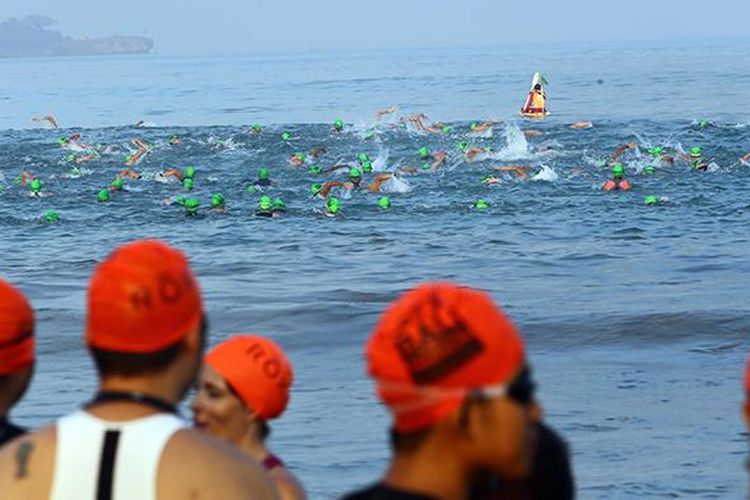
[269, 466, 307, 500]
[0, 425, 57, 499]
[158, 428, 279, 499]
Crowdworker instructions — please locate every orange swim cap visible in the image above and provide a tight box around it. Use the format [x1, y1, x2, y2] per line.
[367, 282, 525, 433]
[86, 240, 203, 353]
[206, 335, 293, 421]
[0, 278, 35, 375]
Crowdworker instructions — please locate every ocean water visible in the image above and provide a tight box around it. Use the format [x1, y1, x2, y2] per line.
[1, 38, 750, 498]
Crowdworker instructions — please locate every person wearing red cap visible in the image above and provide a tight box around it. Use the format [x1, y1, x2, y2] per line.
[0, 278, 35, 447]
[192, 335, 306, 500]
[343, 282, 541, 500]
[0, 240, 277, 500]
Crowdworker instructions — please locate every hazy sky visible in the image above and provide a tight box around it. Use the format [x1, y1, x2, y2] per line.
[4, 0, 749, 55]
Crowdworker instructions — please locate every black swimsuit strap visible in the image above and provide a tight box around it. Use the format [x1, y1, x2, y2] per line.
[87, 391, 178, 414]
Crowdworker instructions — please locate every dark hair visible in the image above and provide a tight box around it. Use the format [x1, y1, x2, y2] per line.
[389, 426, 432, 453]
[225, 379, 271, 441]
[91, 318, 206, 378]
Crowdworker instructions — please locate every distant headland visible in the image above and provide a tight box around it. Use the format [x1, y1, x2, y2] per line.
[0, 16, 153, 58]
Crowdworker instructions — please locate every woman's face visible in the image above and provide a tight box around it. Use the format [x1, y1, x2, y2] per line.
[191, 364, 252, 445]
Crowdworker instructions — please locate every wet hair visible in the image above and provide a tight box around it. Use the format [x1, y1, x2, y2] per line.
[534, 83, 542, 91]
[91, 318, 206, 378]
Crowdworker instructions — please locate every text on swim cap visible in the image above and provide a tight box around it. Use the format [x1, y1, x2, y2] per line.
[395, 293, 484, 384]
[245, 342, 290, 388]
[129, 270, 196, 310]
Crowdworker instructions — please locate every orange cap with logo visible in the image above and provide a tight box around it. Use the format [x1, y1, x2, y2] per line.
[0, 278, 35, 375]
[86, 239, 203, 353]
[206, 335, 293, 421]
[366, 282, 525, 433]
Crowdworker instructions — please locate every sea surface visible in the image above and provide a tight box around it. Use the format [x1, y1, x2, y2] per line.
[1, 38, 750, 498]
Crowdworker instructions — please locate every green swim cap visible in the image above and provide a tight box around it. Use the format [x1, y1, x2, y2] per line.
[327, 197, 341, 214]
[69, 167, 80, 176]
[111, 178, 124, 191]
[210, 193, 225, 209]
[309, 165, 322, 174]
[358, 152, 370, 163]
[378, 196, 391, 210]
[458, 141, 469, 152]
[349, 167, 362, 179]
[251, 123, 262, 132]
[185, 197, 199, 215]
[648, 146, 664, 157]
[470, 122, 478, 131]
[258, 195, 272, 211]
[97, 189, 110, 202]
[698, 119, 709, 129]
[418, 146, 430, 159]
[184, 166, 196, 179]
[258, 168, 270, 180]
[57, 137, 66, 146]
[482, 174, 493, 183]
[475, 199, 489, 209]
[421, 162, 432, 171]
[311, 183, 323, 196]
[272, 198, 286, 211]
[183, 178, 193, 190]
[364, 131, 376, 140]
[361, 161, 373, 173]
[334, 118, 344, 130]
[294, 152, 306, 161]
[644, 165, 655, 175]
[689, 146, 702, 158]
[246, 185, 257, 194]
[43, 210, 59, 223]
[30, 179, 42, 192]
[442, 125, 451, 134]
[66, 154, 76, 163]
[612, 164, 625, 178]
[281, 132, 291, 141]
[175, 197, 187, 207]
[644, 195, 658, 206]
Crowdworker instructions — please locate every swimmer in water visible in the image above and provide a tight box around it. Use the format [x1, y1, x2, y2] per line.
[469, 120, 498, 133]
[169, 135, 181, 145]
[493, 165, 533, 178]
[740, 151, 750, 164]
[602, 164, 632, 191]
[309, 147, 327, 158]
[647, 146, 675, 165]
[134, 120, 145, 128]
[685, 146, 709, 171]
[325, 197, 341, 217]
[333, 118, 345, 133]
[117, 168, 141, 180]
[466, 146, 494, 162]
[569, 122, 593, 129]
[610, 143, 637, 163]
[375, 106, 398, 120]
[17, 171, 35, 186]
[255, 196, 277, 218]
[160, 166, 196, 182]
[32, 114, 59, 128]
[210, 193, 226, 212]
[245, 123, 262, 134]
[255, 168, 272, 187]
[482, 174, 505, 185]
[289, 152, 306, 167]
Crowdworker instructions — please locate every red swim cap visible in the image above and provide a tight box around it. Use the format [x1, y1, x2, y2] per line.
[206, 335, 293, 421]
[367, 282, 525, 433]
[0, 278, 35, 375]
[86, 240, 203, 353]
